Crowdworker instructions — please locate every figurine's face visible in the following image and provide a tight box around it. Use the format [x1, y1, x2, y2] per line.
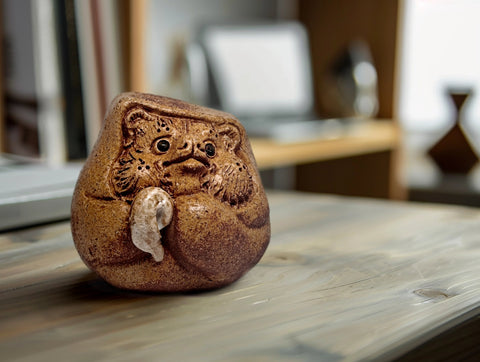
[112, 108, 254, 205]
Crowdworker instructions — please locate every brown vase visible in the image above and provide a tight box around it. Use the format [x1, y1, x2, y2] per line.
[428, 91, 479, 175]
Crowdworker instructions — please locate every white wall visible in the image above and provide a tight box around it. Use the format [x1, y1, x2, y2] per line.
[397, 0, 480, 187]
[397, 0, 480, 134]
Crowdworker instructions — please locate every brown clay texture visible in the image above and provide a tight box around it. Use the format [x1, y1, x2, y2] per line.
[71, 92, 270, 291]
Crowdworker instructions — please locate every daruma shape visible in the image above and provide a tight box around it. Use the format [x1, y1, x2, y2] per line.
[71, 93, 270, 291]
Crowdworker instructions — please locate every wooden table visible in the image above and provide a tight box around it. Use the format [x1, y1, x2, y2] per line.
[1, 192, 480, 361]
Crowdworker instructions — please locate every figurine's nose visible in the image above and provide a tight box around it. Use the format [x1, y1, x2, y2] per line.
[176, 139, 194, 157]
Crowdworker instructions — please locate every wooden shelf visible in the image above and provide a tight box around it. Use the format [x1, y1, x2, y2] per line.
[250, 120, 404, 199]
[251, 120, 400, 170]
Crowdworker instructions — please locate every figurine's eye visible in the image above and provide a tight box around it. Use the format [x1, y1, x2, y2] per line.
[156, 139, 170, 153]
[205, 143, 216, 157]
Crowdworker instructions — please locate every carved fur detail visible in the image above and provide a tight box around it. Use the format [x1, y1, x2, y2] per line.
[111, 107, 255, 205]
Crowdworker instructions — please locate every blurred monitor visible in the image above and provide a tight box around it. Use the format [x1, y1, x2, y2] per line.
[186, 22, 349, 142]
[198, 21, 314, 120]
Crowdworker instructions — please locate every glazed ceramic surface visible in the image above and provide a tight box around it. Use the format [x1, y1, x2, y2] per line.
[71, 93, 270, 291]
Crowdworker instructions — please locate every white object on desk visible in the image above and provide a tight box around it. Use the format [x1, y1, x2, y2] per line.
[0, 162, 82, 230]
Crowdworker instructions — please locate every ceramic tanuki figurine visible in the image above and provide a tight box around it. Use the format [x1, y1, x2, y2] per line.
[71, 93, 270, 291]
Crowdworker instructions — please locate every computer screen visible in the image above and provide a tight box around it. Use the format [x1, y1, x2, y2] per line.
[201, 22, 314, 119]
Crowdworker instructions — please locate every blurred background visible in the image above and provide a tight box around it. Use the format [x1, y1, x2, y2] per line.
[1, 0, 480, 229]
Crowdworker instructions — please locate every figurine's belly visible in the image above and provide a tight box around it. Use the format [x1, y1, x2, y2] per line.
[166, 193, 255, 281]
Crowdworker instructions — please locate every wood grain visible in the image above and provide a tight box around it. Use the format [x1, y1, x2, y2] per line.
[1, 192, 480, 361]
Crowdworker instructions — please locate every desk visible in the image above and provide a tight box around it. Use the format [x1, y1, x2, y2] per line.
[1, 192, 479, 361]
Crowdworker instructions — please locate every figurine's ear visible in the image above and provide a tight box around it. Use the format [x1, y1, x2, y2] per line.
[122, 127, 135, 147]
[218, 123, 241, 151]
[121, 108, 154, 147]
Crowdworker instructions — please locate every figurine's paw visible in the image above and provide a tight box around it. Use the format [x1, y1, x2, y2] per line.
[167, 193, 252, 281]
[130, 187, 173, 262]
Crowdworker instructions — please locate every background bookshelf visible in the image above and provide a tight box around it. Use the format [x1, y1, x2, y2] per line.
[0, 0, 139, 164]
[0, 0, 404, 210]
